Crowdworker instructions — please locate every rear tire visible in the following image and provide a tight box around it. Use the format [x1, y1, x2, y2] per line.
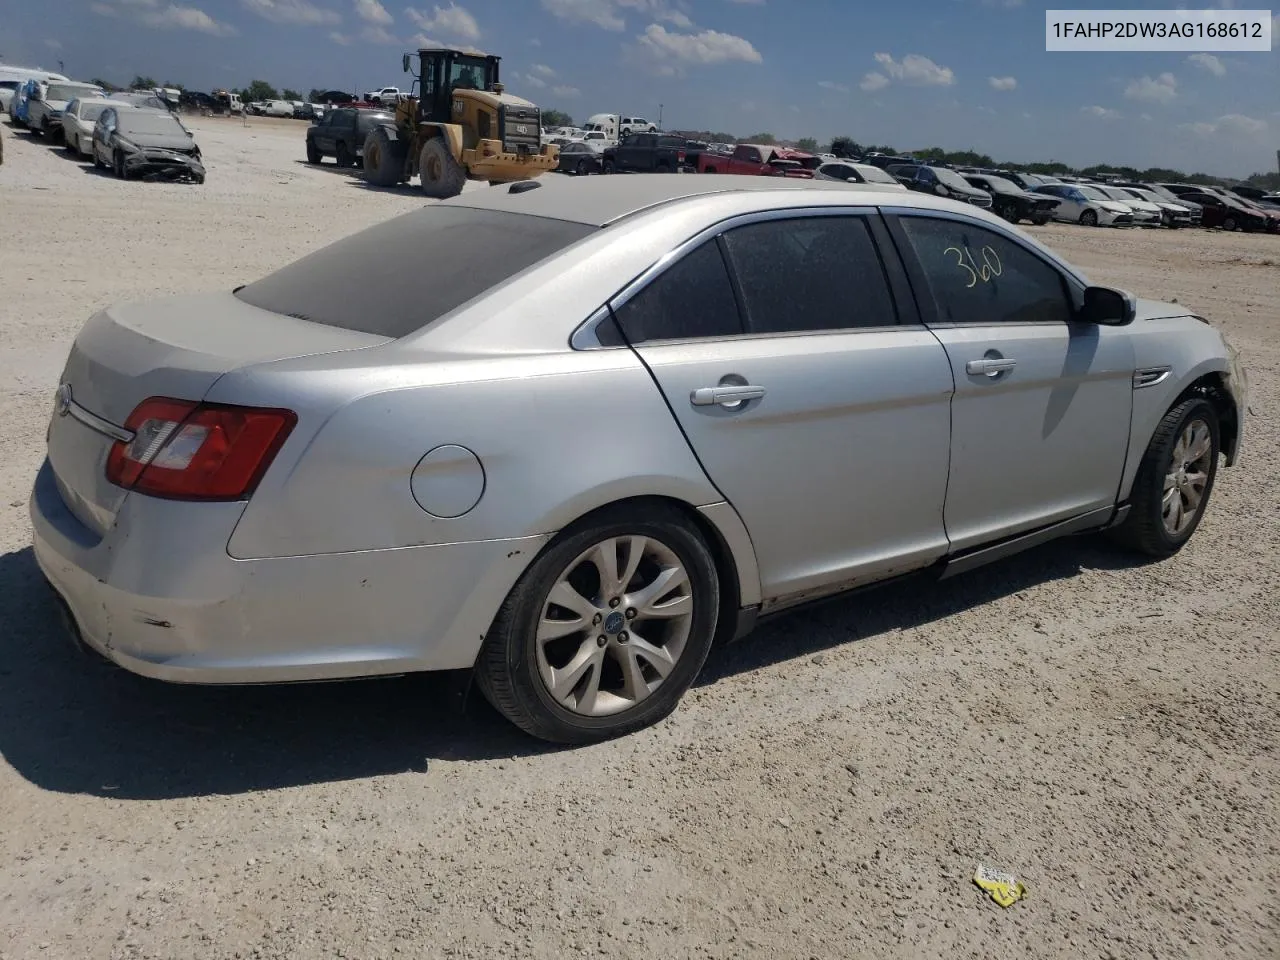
[1108, 398, 1219, 558]
[418, 137, 466, 199]
[1222, 216, 1238, 232]
[576, 159, 589, 176]
[113, 150, 126, 179]
[362, 126, 406, 187]
[602, 159, 616, 174]
[1031, 216, 1049, 226]
[335, 141, 354, 168]
[475, 505, 721, 744]
[999, 202, 1020, 224]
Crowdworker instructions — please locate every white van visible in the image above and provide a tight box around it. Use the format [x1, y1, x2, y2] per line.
[0, 64, 68, 112]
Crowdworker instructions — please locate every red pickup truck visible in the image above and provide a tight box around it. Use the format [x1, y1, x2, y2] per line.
[696, 143, 818, 177]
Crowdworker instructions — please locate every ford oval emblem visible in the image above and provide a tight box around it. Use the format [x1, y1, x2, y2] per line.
[55, 383, 73, 417]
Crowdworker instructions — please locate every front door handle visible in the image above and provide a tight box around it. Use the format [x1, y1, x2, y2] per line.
[690, 385, 766, 407]
[966, 358, 1017, 378]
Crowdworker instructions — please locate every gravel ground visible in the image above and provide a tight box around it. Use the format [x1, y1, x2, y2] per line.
[0, 116, 1277, 960]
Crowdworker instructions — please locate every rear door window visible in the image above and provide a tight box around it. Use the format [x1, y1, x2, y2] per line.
[608, 241, 742, 344]
[234, 207, 596, 338]
[721, 216, 898, 333]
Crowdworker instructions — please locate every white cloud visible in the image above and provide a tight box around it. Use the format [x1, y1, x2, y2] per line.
[551, 84, 582, 98]
[142, 4, 237, 34]
[988, 75, 1017, 91]
[90, 0, 235, 33]
[817, 80, 849, 93]
[44, 38, 63, 49]
[541, 0, 625, 30]
[872, 52, 954, 87]
[241, 0, 340, 25]
[1081, 104, 1122, 119]
[1216, 113, 1267, 135]
[523, 73, 547, 88]
[1125, 72, 1177, 103]
[636, 23, 762, 65]
[354, 0, 392, 25]
[1187, 53, 1226, 76]
[329, 30, 351, 42]
[405, 3, 480, 40]
[531, 63, 555, 76]
[360, 23, 397, 41]
[859, 72, 889, 91]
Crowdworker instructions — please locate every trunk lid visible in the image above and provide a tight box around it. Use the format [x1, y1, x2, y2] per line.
[47, 292, 388, 537]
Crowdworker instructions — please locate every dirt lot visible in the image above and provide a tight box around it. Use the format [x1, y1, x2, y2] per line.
[0, 115, 1277, 960]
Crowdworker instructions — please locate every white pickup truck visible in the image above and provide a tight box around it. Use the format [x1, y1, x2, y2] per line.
[364, 86, 403, 104]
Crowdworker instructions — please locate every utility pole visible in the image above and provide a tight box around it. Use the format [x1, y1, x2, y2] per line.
[658, 103, 663, 130]
[58, 60, 65, 74]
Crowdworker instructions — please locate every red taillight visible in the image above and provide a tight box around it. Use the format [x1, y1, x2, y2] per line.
[677, 149, 686, 163]
[106, 397, 296, 501]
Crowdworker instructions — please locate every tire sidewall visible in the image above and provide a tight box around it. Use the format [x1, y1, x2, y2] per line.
[1138, 399, 1220, 553]
[489, 513, 720, 741]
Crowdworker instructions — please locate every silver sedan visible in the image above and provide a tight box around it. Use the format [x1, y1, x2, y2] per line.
[31, 176, 1247, 743]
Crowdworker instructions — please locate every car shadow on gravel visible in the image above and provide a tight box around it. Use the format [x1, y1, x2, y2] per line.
[696, 535, 1151, 685]
[0, 537, 1148, 799]
[0, 547, 545, 800]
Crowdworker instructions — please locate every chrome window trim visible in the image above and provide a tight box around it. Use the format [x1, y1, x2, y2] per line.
[570, 204, 883, 350]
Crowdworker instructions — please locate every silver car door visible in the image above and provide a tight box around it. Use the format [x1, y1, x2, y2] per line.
[888, 210, 1135, 552]
[605, 210, 954, 606]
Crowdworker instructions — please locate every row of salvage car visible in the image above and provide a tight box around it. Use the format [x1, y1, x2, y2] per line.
[6, 77, 205, 182]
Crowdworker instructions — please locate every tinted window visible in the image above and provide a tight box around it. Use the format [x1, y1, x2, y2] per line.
[722, 217, 897, 333]
[235, 207, 596, 338]
[897, 216, 1072, 326]
[609, 241, 742, 344]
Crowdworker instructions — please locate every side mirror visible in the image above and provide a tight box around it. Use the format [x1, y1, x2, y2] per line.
[1080, 286, 1135, 326]
[402, 53, 411, 73]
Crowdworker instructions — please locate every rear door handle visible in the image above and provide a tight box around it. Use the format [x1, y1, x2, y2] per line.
[690, 385, 766, 407]
[966, 358, 1017, 377]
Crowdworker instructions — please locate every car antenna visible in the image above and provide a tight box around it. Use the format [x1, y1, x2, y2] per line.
[509, 180, 541, 194]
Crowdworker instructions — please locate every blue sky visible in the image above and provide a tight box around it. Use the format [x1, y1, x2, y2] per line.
[2, 0, 1276, 175]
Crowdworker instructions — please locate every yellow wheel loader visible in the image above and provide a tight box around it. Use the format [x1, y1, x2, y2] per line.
[362, 47, 559, 198]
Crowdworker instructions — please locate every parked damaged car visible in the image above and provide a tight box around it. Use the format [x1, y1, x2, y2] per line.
[962, 173, 1059, 225]
[92, 106, 205, 183]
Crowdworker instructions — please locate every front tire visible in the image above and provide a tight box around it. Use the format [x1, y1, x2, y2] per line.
[1222, 216, 1238, 232]
[418, 137, 466, 199]
[998, 202, 1020, 224]
[475, 505, 721, 743]
[602, 159, 616, 174]
[335, 141, 354, 168]
[305, 139, 321, 164]
[362, 126, 406, 187]
[1109, 398, 1219, 558]
[1080, 208, 1099, 227]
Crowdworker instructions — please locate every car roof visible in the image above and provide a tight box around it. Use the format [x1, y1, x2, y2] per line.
[442, 174, 977, 227]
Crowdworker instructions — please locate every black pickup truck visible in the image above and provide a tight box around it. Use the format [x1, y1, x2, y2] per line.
[601, 133, 688, 174]
[305, 107, 394, 167]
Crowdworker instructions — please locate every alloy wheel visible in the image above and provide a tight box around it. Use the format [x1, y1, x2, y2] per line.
[1162, 418, 1213, 536]
[535, 535, 694, 718]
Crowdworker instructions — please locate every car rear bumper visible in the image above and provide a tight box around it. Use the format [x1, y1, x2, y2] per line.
[30, 458, 547, 684]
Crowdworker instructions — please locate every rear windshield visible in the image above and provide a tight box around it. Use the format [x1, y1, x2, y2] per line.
[234, 206, 597, 338]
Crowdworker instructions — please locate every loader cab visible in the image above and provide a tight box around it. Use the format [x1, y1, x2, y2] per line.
[403, 48, 502, 125]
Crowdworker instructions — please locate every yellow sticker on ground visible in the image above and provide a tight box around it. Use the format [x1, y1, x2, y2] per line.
[973, 863, 1028, 907]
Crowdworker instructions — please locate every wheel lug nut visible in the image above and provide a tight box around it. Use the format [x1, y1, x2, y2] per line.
[597, 635, 607, 647]
[618, 632, 629, 643]
[609, 597, 621, 608]
[592, 613, 602, 625]
[625, 608, 637, 620]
